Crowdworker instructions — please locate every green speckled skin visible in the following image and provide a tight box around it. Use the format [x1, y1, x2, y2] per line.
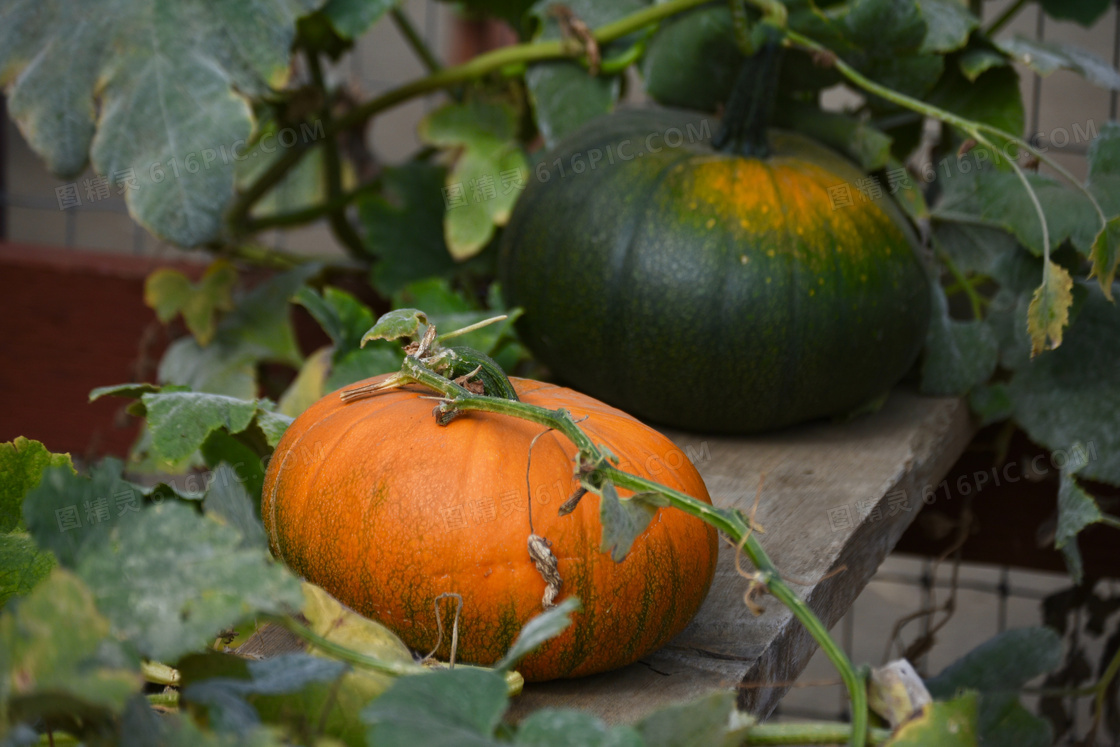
[499, 109, 931, 433]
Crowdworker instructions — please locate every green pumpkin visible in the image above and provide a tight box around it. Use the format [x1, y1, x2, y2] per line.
[499, 45, 930, 434]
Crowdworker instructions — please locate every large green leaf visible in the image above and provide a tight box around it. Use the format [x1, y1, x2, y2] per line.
[926, 627, 1061, 746]
[1054, 463, 1103, 584]
[919, 0, 979, 54]
[0, 0, 322, 246]
[997, 35, 1120, 91]
[202, 464, 269, 550]
[927, 64, 1024, 136]
[635, 691, 753, 747]
[76, 501, 302, 662]
[419, 101, 529, 259]
[23, 460, 145, 569]
[0, 437, 74, 533]
[141, 391, 291, 463]
[515, 710, 643, 747]
[933, 166, 1097, 257]
[158, 264, 320, 397]
[362, 668, 509, 746]
[361, 163, 457, 296]
[640, 4, 742, 111]
[2, 570, 141, 729]
[840, 0, 945, 98]
[1039, 0, 1110, 25]
[525, 0, 645, 147]
[920, 283, 999, 396]
[321, 0, 397, 39]
[0, 533, 55, 608]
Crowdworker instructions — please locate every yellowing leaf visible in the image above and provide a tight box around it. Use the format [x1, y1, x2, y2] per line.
[1026, 261, 1074, 356]
[144, 260, 237, 345]
[885, 692, 979, 746]
[1089, 215, 1120, 301]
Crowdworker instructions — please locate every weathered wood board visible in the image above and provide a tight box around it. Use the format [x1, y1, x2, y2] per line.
[505, 388, 974, 724]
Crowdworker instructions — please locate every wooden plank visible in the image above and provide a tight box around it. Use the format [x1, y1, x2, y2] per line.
[507, 389, 974, 724]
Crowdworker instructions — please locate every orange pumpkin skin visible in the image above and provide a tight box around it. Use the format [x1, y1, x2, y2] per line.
[262, 374, 718, 681]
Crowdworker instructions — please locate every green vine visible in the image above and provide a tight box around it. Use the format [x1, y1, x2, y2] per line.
[357, 352, 872, 747]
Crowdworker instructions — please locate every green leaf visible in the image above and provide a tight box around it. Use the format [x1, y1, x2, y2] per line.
[203, 464, 268, 550]
[199, 430, 268, 505]
[142, 391, 291, 463]
[968, 383, 1013, 426]
[419, 100, 529, 259]
[927, 627, 1062, 697]
[640, 4, 741, 111]
[158, 264, 320, 396]
[525, 0, 643, 147]
[184, 653, 348, 733]
[361, 163, 457, 296]
[1089, 215, 1120, 301]
[144, 260, 237, 346]
[23, 460, 145, 568]
[0, 437, 74, 533]
[157, 337, 257, 399]
[933, 221, 1018, 277]
[495, 597, 580, 672]
[76, 501, 302, 662]
[777, 101, 892, 171]
[919, 0, 979, 54]
[361, 308, 429, 346]
[236, 124, 330, 220]
[89, 382, 181, 403]
[921, 283, 999, 396]
[279, 346, 332, 417]
[362, 668, 509, 746]
[598, 481, 659, 562]
[925, 628, 1060, 745]
[328, 345, 405, 391]
[928, 63, 1023, 137]
[934, 167, 1097, 258]
[391, 278, 521, 357]
[1026, 261, 1075, 356]
[1054, 464, 1102, 584]
[295, 286, 375, 356]
[958, 48, 1007, 82]
[1008, 285, 1120, 485]
[1039, 0, 1110, 25]
[635, 690, 753, 747]
[0, 0, 321, 246]
[997, 35, 1120, 90]
[2, 570, 141, 722]
[838, 0, 946, 99]
[322, 0, 397, 38]
[0, 533, 55, 608]
[515, 709, 643, 747]
[884, 692, 979, 746]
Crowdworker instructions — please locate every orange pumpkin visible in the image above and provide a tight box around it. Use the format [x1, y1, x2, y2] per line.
[262, 373, 719, 681]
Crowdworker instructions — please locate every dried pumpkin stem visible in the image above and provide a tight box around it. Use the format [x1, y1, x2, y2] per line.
[392, 353, 870, 746]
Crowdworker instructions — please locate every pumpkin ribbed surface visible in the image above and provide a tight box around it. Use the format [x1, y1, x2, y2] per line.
[262, 374, 718, 681]
[499, 109, 930, 434]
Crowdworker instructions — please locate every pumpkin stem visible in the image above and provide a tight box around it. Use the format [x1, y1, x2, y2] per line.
[713, 26, 785, 159]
